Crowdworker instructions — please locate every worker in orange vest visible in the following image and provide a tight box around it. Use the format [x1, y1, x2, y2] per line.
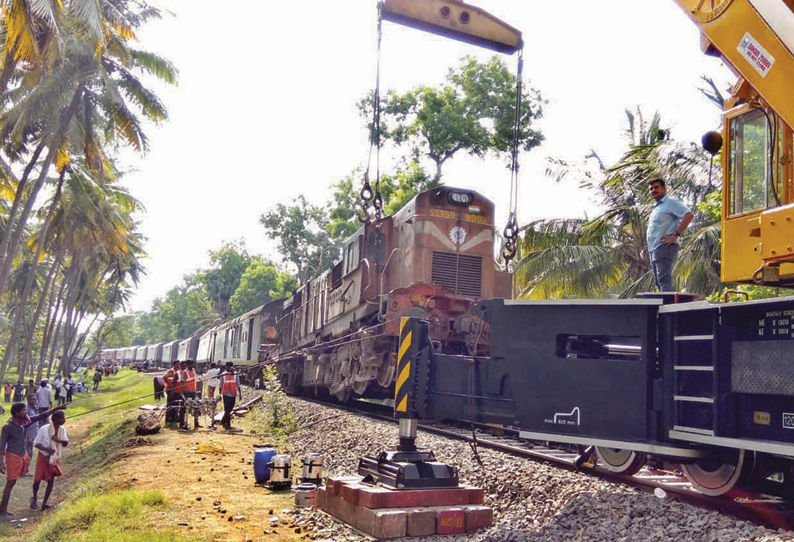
[219, 361, 242, 430]
[180, 360, 200, 430]
[163, 360, 181, 425]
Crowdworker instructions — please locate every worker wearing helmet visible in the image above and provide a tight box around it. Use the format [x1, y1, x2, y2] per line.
[219, 362, 242, 430]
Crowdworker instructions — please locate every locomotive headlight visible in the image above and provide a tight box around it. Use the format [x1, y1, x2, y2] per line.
[448, 191, 473, 205]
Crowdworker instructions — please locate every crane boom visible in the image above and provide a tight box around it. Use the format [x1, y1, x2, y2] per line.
[380, 0, 522, 54]
[674, 0, 794, 133]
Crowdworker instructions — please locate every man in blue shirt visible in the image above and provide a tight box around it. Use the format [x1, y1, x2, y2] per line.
[647, 179, 694, 292]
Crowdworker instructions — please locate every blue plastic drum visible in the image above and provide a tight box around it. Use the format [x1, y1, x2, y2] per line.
[253, 448, 278, 483]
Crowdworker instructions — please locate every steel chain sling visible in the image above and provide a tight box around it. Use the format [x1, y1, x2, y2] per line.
[502, 49, 524, 267]
[361, 4, 385, 222]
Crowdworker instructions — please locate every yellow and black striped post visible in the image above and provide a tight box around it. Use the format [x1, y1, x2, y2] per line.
[393, 317, 430, 419]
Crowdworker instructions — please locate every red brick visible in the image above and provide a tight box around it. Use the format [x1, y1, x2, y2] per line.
[464, 505, 493, 533]
[406, 507, 436, 537]
[339, 482, 361, 505]
[316, 487, 327, 510]
[468, 487, 484, 505]
[356, 485, 483, 509]
[325, 476, 361, 496]
[357, 508, 407, 539]
[436, 507, 466, 535]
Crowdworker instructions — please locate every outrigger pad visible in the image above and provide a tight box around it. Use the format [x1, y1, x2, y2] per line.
[358, 449, 459, 489]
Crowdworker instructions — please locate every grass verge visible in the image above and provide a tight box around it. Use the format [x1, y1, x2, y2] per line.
[0, 370, 198, 542]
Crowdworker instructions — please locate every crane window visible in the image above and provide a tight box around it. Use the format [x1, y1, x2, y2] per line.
[730, 109, 781, 215]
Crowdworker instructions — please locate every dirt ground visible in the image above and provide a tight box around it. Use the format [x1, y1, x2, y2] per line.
[6, 413, 311, 542]
[110, 423, 309, 542]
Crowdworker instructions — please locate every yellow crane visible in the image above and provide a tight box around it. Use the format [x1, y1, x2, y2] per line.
[672, 0, 794, 286]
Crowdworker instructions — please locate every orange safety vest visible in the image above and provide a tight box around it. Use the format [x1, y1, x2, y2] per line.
[164, 369, 174, 389]
[181, 369, 196, 392]
[172, 371, 183, 394]
[221, 374, 238, 396]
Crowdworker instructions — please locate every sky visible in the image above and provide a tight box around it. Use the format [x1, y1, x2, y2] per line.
[123, 0, 734, 312]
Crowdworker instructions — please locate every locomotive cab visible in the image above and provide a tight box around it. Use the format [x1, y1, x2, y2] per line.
[390, 187, 510, 298]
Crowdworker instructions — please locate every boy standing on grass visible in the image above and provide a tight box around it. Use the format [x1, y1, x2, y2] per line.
[30, 410, 68, 511]
[0, 402, 66, 519]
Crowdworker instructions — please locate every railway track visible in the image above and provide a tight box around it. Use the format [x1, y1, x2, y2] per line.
[295, 394, 794, 531]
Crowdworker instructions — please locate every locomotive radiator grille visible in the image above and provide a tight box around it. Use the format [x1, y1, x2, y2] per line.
[731, 340, 794, 395]
[431, 252, 482, 297]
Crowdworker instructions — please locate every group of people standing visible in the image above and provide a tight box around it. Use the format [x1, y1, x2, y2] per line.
[4, 376, 77, 407]
[155, 360, 242, 431]
[0, 400, 68, 519]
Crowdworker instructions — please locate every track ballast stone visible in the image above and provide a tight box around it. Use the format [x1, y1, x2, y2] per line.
[263, 396, 790, 541]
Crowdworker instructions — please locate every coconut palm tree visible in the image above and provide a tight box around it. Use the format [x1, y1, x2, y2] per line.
[0, 0, 173, 300]
[515, 108, 719, 299]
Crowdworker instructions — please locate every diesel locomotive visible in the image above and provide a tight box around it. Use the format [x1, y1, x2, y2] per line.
[103, 185, 510, 401]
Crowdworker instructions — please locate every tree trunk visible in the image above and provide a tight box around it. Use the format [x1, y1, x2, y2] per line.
[37, 276, 66, 381]
[45, 310, 66, 380]
[0, 85, 84, 297]
[0, 139, 47, 286]
[20, 253, 62, 379]
[1, 170, 66, 381]
[59, 262, 83, 378]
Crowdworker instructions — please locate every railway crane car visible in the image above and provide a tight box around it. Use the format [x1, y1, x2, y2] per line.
[351, 0, 794, 501]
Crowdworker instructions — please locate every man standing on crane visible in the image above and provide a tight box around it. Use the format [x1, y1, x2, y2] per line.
[647, 178, 694, 292]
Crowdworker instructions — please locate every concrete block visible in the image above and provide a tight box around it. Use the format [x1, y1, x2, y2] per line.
[316, 487, 327, 510]
[436, 507, 466, 535]
[357, 507, 407, 539]
[406, 507, 436, 537]
[464, 505, 493, 533]
[327, 492, 357, 525]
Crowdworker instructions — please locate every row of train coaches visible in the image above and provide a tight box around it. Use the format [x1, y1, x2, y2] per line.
[100, 186, 510, 374]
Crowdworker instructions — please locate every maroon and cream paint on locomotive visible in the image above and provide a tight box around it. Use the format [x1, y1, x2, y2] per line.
[269, 186, 511, 400]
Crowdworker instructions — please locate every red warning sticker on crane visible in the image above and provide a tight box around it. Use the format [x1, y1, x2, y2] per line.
[737, 32, 775, 77]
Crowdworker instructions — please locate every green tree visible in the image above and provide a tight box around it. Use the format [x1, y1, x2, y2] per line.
[517, 108, 719, 299]
[360, 56, 545, 181]
[198, 241, 251, 319]
[327, 161, 438, 244]
[94, 314, 137, 349]
[260, 196, 337, 283]
[229, 258, 298, 317]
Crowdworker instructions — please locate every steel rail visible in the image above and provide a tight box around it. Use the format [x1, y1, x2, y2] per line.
[292, 394, 794, 531]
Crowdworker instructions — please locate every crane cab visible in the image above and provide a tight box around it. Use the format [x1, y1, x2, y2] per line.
[722, 101, 794, 285]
